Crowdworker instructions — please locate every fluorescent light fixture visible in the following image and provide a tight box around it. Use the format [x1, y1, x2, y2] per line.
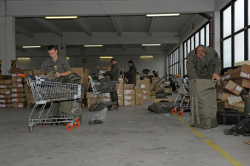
[22, 46, 41, 48]
[84, 45, 103, 47]
[66, 57, 70, 60]
[100, 56, 113, 59]
[18, 57, 30, 60]
[146, 13, 180, 17]
[142, 44, 161, 46]
[140, 55, 153, 58]
[45, 16, 78, 19]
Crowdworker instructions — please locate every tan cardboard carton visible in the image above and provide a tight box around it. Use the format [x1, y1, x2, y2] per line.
[72, 68, 83, 74]
[140, 84, 149, 89]
[143, 74, 148, 79]
[153, 98, 173, 103]
[84, 68, 90, 74]
[10, 68, 22, 74]
[0, 75, 12, 84]
[32, 70, 41, 75]
[124, 100, 135, 106]
[143, 95, 150, 101]
[165, 81, 170, 86]
[118, 95, 124, 100]
[136, 89, 143, 94]
[142, 89, 150, 96]
[140, 79, 150, 85]
[24, 83, 32, 93]
[136, 93, 144, 100]
[119, 78, 123, 84]
[117, 90, 124, 95]
[149, 84, 154, 90]
[11, 93, 26, 98]
[136, 79, 140, 84]
[124, 89, 135, 95]
[26, 93, 35, 105]
[217, 92, 236, 101]
[165, 88, 172, 94]
[124, 95, 135, 100]
[232, 79, 250, 88]
[0, 104, 12, 108]
[217, 100, 230, 110]
[80, 78, 88, 85]
[0, 85, 12, 89]
[136, 74, 140, 80]
[234, 102, 245, 112]
[136, 99, 144, 105]
[12, 88, 25, 93]
[13, 103, 26, 108]
[22, 70, 33, 82]
[152, 77, 159, 83]
[12, 98, 26, 103]
[12, 83, 23, 88]
[0, 99, 12, 104]
[0, 94, 11, 99]
[11, 77, 23, 83]
[86, 92, 98, 98]
[224, 80, 243, 96]
[124, 84, 135, 90]
[118, 84, 124, 90]
[0, 89, 11, 95]
[118, 100, 124, 106]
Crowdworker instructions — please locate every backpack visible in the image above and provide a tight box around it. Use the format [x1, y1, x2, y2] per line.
[148, 101, 174, 113]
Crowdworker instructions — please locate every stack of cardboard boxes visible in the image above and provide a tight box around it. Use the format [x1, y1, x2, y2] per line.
[0, 75, 12, 108]
[23, 70, 35, 106]
[97, 66, 111, 80]
[217, 64, 250, 112]
[124, 84, 135, 106]
[10, 68, 26, 108]
[118, 78, 124, 106]
[137, 79, 150, 101]
[86, 92, 111, 108]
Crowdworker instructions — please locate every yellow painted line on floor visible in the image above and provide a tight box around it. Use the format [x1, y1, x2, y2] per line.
[177, 116, 205, 138]
[204, 140, 244, 166]
[176, 115, 244, 166]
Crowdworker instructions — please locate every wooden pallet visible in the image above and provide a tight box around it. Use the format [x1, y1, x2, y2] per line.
[243, 140, 250, 145]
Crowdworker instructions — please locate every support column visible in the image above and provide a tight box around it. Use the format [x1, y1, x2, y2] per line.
[213, 11, 221, 57]
[179, 42, 184, 77]
[58, 45, 66, 58]
[0, 17, 6, 75]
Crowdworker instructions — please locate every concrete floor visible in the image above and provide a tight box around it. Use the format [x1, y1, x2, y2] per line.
[0, 93, 249, 166]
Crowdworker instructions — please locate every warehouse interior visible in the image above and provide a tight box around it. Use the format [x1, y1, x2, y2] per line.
[1, 0, 250, 166]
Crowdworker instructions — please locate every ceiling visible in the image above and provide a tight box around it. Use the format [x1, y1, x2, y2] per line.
[15, 14, 196, 52]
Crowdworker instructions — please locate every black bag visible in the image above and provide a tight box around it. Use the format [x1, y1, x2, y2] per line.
[217, 108, 245, 125]
[148, 101, 174, 113]
[223, 119, 250, 136]
[156, 89, 166, 98]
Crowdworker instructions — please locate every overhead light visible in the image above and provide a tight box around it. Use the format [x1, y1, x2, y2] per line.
[45, 16, 78, 19]
[142, 44, 161, 46]
[22, 46, 41, 48]
[84, 45, 103, 47]
[18, 57, 30, 60]
[100, 56, 113, 59]
[146, 13, 180, 17]
[66, 57, 70, 60]
[140, 55, 153, 58]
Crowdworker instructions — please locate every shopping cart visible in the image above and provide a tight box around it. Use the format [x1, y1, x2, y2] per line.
[24, 75, 82, 132]
[171, 77, 190, 116]
[88, 76, 119, 110]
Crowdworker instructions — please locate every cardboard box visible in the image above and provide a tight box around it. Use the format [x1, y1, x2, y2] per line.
[84, 68, 90, 74]
[124, 95, 135, 100]
[136, 93, 144, 100]
[26, 93, 35, 104]
[143, 95, 150, 101]
[12, 93, 26, 98]
[22, 70, 33, 76]
[152, 77, 159, 83]
[32, 70, 41, 75]
[234, 102, 245, 112]
[12, 98, 26, 103]
[124, 84, 135, 90]
[136, 99, 144, 105]
[80, 78, 88, 85]
[149, 84, 154, 90]
[136, 80, 140, 84]
[11, 77, 23, 83]
[24, 84, 32, 93]
[142, 89, 150, 96]
[0, 75, 12, 84]
[136, 74, 140, 80]
[118, 84, 123, 90]
[0, 85, 12, 89]
[228, 96, 242, 110]
[12, 88, 25, 93]
[232, 79, 250, 88]
[225, 64, 250, 75]
[124, 100, 135, 106]
[124, 89, 135, 95]
[119, 78, 123, 84]
[0, 99, 12, 103]
[0, 94, 11, 99]
[153, 98, 174, 103]
[136, 89, 143, 94]
[224, 80, 243, 96]
[217, 92, 236, 101]
[159, 84, 165, 89]
[0, 89, 11, 95]
[10, 68, 22, 74]
[118, 95, 123, 100]
[165, 81, 170, 86]
[72, 68, 83, 74]
[118, 100, 124, 106]
[117, 90, 123, 95]
[140, 79, 150, 85]
[12, 83, 23, 88]
[217, 100, 230, 110]
[0, 104, 12, 108]
[140, 84, 149, 89]
[165, 88, 172, 94]
[143, 74, 148, 79]
[13, 103, 26, 108]
[86, 92, 98, 98]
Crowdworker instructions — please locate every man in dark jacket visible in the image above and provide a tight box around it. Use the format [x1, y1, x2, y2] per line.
[124, 60, 137, 85]
[153, 70, 159, 77]
[105, 58, 121, 108]
[186, 45, 221, 80]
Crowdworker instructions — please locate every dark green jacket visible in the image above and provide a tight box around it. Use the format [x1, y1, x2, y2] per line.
[186, 47, 221, 79]
[106, 63, 121, 81]
[41, 56, 71, 74]
[124, 64, 137, 84]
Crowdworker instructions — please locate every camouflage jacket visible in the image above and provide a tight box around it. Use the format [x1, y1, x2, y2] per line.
[186, 47, 221, 79]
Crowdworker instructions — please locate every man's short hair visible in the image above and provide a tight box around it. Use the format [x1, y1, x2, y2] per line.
[48, 45, 57, 51]
[128, 60, 133, 64]
[153, 70, 155, 73]
[195, 45, 206, 54]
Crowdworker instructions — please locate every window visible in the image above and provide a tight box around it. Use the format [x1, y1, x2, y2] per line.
[183, 22, 210, 76]
[168, 48, 180, 75]
[221, 0, 249, 68]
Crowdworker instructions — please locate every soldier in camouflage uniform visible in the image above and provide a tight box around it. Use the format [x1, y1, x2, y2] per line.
[41, 45, 72, 115]
[186, 45, 221, 80]
[105, 58, 121, 107]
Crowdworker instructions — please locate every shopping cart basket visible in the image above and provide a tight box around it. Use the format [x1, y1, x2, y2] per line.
[172, 77, 190, 116]
[24, 75, 82, 132]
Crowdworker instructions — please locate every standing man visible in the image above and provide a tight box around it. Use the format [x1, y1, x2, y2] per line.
[124, 60, 137, 85]
[186, 45, 221, 80]
[152, 70, 159, 77]
[105, 58, 121, 108]
[41, 45, 72, 115]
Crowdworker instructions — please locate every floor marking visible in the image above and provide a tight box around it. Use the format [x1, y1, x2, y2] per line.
[176, 115, 244, 166]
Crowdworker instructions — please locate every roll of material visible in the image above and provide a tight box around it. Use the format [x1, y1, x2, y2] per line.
[244, 97, 250, 118]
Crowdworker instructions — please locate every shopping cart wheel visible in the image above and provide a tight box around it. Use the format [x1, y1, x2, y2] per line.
[172, 107, 177, 114]
[40, 121, 45, 127]
[29, 126, 33, 133]
[74, 121, 80, 127]
[178, 110, 184, 116]
[66, 123, 73, 130]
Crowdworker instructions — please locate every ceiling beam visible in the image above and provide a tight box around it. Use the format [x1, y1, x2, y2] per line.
[111, 16, 122, 36]
[16, 47, 25, 53]
[31, 18, 63, 36]
[16, 24, 34, 37]
[76, 45, 85, 51]
[122, 45, 126, 51]
[148, 17, 156, 36]
[72, 18, 93, 36]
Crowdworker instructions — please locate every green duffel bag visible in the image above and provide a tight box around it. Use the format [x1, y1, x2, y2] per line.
[59, 100, 82, 122]
[189, 79, 218, 129]
[148, 101, 174, 113]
